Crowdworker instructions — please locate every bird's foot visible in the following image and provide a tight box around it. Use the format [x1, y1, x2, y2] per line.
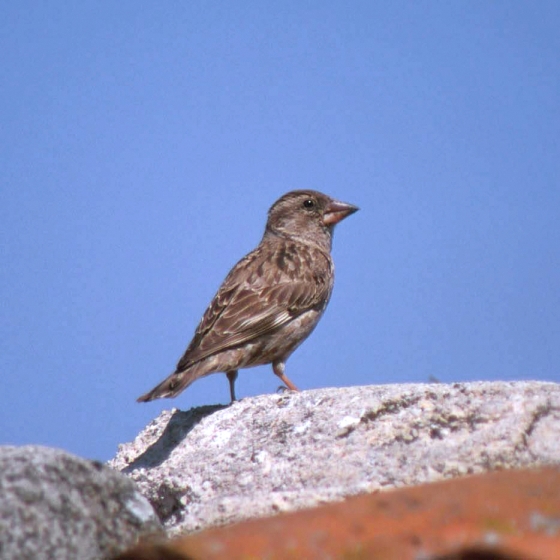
[276, 385, 292, 394]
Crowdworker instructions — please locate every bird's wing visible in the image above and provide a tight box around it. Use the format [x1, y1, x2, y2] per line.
[175, 246, 332, 371]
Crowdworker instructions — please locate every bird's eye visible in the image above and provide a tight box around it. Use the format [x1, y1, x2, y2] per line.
[303, 199, 315, 209]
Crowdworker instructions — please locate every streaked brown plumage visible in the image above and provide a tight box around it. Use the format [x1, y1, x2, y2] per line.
[137, 190, 358, 403]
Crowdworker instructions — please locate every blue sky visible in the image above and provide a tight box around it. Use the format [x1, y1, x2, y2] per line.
[1, 2, 559, 461]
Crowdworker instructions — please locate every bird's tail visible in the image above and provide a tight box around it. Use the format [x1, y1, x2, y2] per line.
[137, 364, 203, 402]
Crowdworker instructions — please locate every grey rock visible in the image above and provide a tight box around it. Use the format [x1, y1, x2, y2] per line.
[0, 445, 161, 560]
[109, 382, 560, 536]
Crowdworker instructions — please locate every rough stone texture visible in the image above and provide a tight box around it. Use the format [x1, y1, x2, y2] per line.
[109, 382, 560, 536]
[0, 445, 161, 560]
[116, 466, 560, 560]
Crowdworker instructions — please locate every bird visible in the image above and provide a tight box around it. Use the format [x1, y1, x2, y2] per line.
[137, 190, 358, 403]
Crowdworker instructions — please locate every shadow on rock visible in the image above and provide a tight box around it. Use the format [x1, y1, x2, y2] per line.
[124, 405, 227, 472]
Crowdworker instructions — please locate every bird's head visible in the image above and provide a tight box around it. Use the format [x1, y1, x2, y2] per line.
[265, 190, 358, 250]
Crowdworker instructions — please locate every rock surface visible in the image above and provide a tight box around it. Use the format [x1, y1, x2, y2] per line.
[109, 382, 560, 536]
[0, 445, 161, 560]
[116, 466, 560, 560]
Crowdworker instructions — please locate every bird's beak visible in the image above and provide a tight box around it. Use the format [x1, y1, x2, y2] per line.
[323, 199, 359, 226]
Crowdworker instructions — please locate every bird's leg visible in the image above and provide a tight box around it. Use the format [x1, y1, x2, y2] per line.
[272, 361, 300, 391]
[226, 370, 238, 402]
